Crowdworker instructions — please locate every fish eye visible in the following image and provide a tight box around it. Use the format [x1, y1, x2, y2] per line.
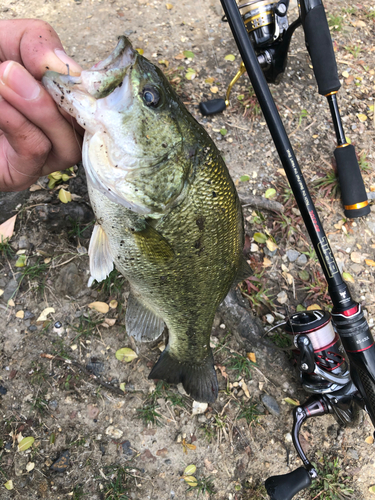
[142, 86, 160, 107]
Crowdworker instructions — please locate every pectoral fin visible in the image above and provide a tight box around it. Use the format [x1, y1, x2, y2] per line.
[126, 291, 165, 342]
[133, 222, 174, 263]
[88, 224, 114, 283]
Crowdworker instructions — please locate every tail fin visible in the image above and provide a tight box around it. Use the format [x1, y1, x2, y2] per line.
[148, 349, 218, 403]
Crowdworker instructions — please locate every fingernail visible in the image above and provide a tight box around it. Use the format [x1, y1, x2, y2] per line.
[54, 50, 82, 75]
[1, 61, 41, 100]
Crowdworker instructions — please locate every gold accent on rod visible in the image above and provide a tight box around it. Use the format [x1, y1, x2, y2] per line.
[344, 200, 369, 210]
[325, 91, 338, 97]
[337, 143, 350, 148]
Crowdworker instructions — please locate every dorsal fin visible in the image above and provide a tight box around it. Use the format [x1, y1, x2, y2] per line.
[88, 224, 114, 283]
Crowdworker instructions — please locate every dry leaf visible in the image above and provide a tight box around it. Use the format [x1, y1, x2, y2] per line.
[36, 307, 55, 322]
[29, 184, 42, 192]
[184, 465, 197, 476]
[7, 299, 15, 307]
[247, 352, 256, 363]
[266, 239, 278, 252]
[26, 462, 35, 472]
[217, 364, 228, 379]
[307, 304, 321, 310]
[241, 381, 250, 399]
[15, 310, 24, 319]
[58, 188, 72, 203]
[343, 272, 355, 283]
[365, 259, 375, 267]
[0, 214, 17, 242]
[284, 397, 300, 406]
[103, 318, 116, 327]
[263, 257, 272, 267]
[166, 3, 173, 9]
[357, 113, 367, 122]
[184, 476, 197, 487]
[4, 480, 13, 491]
[210, 86, 218, 93]
[88, 301, 109, 314]
[365, 435, 374, 444]
[109, 299, 118, 309]
[18, 436, 35, 451]
[115, 348, 138, 363]
[350, 251, 362, 263]
[351, 20, 366, 28]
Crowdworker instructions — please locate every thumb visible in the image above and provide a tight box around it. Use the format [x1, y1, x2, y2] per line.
[0, 19, 82, 80]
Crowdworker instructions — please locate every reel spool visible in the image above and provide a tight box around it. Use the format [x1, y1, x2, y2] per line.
[235, 0, 282, 47]
[285, 311, 348, 393]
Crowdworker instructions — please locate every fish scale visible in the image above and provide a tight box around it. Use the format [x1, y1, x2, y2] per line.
[43, 36, 247, 402]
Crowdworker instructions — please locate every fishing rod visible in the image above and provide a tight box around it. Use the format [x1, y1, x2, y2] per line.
[215, 0, 375, 498]
[201, 0, 370, 220]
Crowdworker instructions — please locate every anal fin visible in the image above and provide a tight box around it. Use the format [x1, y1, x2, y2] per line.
[148, 348, 218, 403]
[88, 224, 114, 283]
[126, 291, 165, 342]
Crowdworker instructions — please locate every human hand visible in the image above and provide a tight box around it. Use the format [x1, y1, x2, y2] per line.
[0, 19, 83, 192]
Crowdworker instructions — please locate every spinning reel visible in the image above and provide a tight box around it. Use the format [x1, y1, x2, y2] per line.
[200, 0, 370, 219]
[265, 311, 364, 499]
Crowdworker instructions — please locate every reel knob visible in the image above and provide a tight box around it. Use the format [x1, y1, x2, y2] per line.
[265, 467, 312, 500]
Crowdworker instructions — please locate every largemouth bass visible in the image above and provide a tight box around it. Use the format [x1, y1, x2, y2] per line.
[43, 37, 248, 402]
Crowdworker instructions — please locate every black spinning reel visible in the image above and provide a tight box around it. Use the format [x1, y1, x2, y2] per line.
[265, 310, 364, 500]
[200, 0, 299, 116]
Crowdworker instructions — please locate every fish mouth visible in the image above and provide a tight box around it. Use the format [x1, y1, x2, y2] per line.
[42, 36, 137, 114]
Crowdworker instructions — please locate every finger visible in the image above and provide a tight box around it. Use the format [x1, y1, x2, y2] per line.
[0, 19, 81, 79]
[0, 95, 51, 191]
[0, 61, 83, 172]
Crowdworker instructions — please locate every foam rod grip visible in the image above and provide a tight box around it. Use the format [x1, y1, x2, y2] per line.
[302, 4, 340, 96]
[334, 145, 370, 218]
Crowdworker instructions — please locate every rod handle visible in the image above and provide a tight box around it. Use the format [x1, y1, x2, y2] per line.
[199, 99, 226, 116]
[334, 145, 370, 218]
[265, 467, 312, 500]
[301, 2, 340, 96]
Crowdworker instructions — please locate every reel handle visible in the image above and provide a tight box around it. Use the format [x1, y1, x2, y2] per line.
[265, 467, 312, 500]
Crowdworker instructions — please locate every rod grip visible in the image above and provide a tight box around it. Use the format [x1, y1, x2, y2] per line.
[334, 145, 370, 218]
[265, 467, 312, 500]
[302, 3, 340, 95]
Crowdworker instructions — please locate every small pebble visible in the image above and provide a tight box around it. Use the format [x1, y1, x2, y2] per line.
[286, 249, 300, 262]
[261, 394, 280, 416]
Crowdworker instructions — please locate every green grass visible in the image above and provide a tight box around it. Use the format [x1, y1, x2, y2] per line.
[136, 403, 163, 426]
[309, 455, 355, 499]
[29, 390, 49, 415]
[328, 13, 344, 31]
[68, 217, 95, 240]
[19, 259, 49, 295]
[344, 45, 361, 58]
[30, 362, 48, 386]
[314, 171, 340, 198]
[242, 482, 268, 500]
[358, 152, 370, 172]
[72, 484, 86, 499]
[238, 400, 261, 426]
[92, 269, 124, 297]
[100, 465, 137, 500]
[0, 237, 14, 258]
[227, 352, 255, 380]
[186, 475, 216, 498]
[136, 381, 187, 426]
[73, 314, 103, 341]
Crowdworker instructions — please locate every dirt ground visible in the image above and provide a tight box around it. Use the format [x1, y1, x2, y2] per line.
[1, 0, 375, 499]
